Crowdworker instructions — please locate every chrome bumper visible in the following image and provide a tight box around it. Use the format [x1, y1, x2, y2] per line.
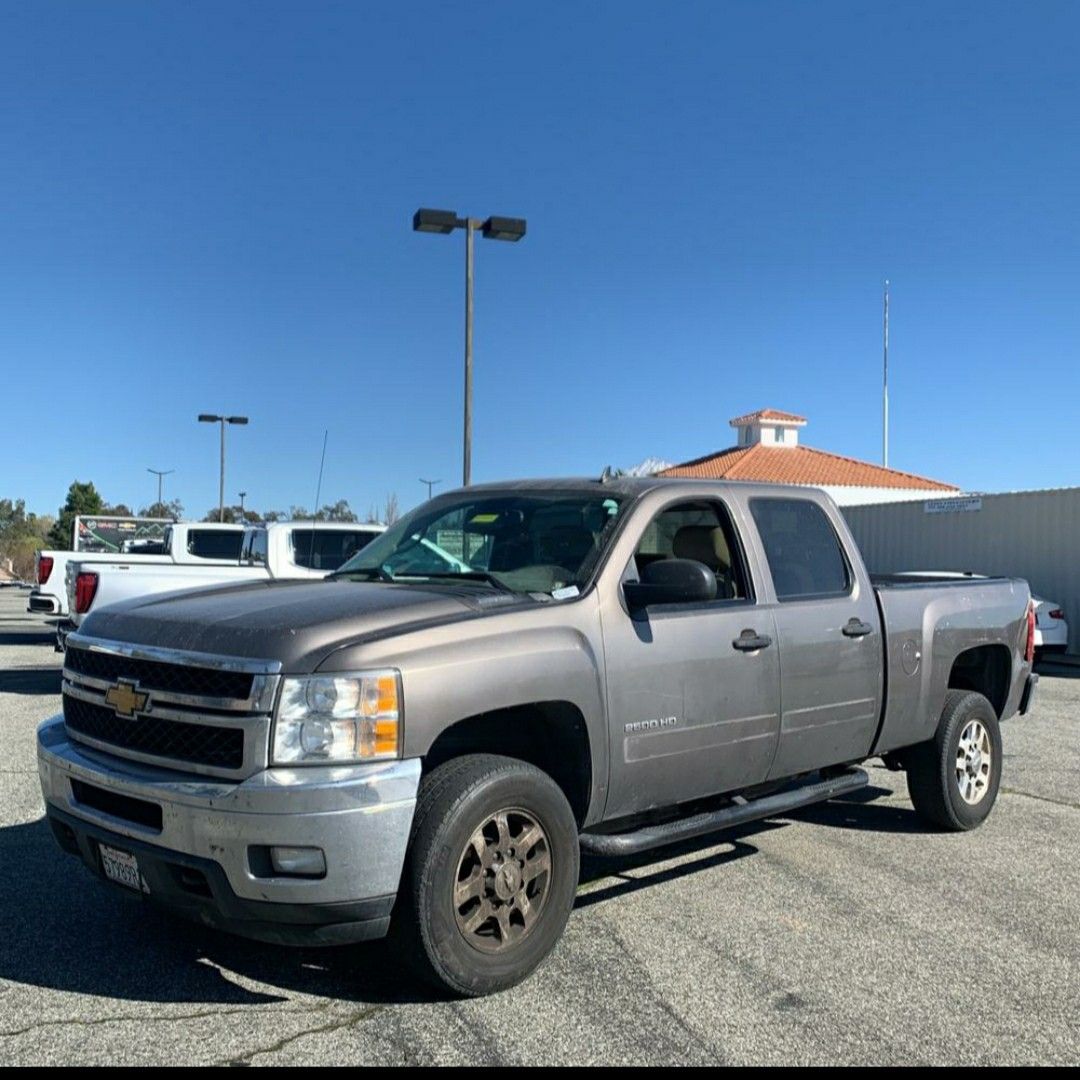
[37, 715, 420, 910]
[27, 591, 61, 615]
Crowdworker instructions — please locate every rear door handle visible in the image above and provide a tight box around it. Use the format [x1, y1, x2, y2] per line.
[733, 629, 773, 651]
[842, 618, 874, 638]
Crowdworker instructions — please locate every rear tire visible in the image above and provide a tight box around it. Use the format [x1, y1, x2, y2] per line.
[905, 690, 1002, 831]
[396, 753, 579, 997]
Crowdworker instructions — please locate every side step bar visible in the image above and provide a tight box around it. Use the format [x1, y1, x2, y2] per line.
[578, 768, 869, 858]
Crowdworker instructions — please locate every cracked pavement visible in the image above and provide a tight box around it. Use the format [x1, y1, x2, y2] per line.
[1, 590, 1078, 1065]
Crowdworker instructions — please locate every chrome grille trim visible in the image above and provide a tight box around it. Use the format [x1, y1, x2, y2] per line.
[60, 669, 278, 714]
[66, 634, 283, 675]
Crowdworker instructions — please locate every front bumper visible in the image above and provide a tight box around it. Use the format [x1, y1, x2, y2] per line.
[37, 715, 421, 944]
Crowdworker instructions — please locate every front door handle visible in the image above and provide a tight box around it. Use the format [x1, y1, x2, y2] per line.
[842, 618, 874, 638]
[733, 629, 773, 651]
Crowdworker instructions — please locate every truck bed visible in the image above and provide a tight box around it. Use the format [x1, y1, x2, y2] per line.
[870, 575, 1031, 755]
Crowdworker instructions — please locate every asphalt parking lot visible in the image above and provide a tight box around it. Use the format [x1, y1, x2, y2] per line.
[1, 589, 1078, 1066]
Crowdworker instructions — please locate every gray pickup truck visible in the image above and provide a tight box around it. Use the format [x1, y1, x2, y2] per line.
[37, 477, 1038, 996]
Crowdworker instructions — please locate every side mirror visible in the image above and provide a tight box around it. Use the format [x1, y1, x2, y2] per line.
[624, 558, 717, 612]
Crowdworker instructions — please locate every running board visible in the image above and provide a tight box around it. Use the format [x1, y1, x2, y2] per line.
[578, 768, 869, 858]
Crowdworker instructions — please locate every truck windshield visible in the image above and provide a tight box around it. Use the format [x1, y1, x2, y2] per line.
[334, 492, 626, 596]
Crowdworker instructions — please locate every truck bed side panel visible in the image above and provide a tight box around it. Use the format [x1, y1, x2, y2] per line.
[873, 578, 1030, 755]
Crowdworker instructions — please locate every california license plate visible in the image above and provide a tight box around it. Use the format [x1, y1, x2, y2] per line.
[99, 844, 149, 894]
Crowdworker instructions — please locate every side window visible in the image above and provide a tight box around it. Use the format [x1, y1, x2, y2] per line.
[188, 529, 245, 560]
[749, 498, 850, 600]
[631, 501, 750, 601]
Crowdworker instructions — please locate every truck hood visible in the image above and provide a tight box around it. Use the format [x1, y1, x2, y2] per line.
[75, 578, 523, 671]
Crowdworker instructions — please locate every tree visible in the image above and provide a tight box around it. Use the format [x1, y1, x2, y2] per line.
[203, 505, 261, 524]
[321, 499, 358, 523]
[47, 481, 105, 550]
[104, 503, 133, 517]
[138, 499, 184, 520]
[383, 493, 400, 525]
[0, 498, 54, 580]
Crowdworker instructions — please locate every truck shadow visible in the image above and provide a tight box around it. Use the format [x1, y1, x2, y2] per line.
[0, 787, 919, 1012]
[0, 630, 57, 646]
[0, 818, 442, 1010]
[785, 784, 929, 834]
[0, 667, 63, 695]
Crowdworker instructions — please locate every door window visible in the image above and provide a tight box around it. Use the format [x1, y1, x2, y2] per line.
[749, 498, 850, 600]
[632, 501, 750, 600]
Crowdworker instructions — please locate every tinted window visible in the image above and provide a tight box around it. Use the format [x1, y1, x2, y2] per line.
[291, 529, 378, 571]
[187, 529, 244, 560]
[749, 498, 850, 599]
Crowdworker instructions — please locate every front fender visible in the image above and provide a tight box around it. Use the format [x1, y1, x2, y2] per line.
[318, 603, 609, 822]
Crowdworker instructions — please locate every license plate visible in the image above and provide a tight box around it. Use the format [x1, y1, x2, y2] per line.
[100, 844, 149, 894]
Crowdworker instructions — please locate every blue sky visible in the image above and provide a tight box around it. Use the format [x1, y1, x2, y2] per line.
[2, 1, 1077, 519]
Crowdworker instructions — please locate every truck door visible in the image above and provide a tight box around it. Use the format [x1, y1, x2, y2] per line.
[600, 497, 782, 821]
[746, 496, 884, 779]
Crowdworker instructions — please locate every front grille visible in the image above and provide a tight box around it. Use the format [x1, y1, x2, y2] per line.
[65, 647, 254, 701]
[63, 694, 244, 770]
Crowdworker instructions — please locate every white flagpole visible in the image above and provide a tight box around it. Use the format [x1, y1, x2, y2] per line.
[883, 279, 890, 468]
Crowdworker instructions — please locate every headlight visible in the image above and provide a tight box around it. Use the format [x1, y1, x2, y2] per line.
[271, 670, 401, 765]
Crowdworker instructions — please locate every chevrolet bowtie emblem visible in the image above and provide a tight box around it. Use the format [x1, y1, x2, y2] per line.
[105, 680, 149, 719]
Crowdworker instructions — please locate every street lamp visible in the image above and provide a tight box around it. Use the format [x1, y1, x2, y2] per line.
[146, 467, 175, 510]
[413, 208, 526, 486]
[238, 491, 247, 517]
[198, 414, 249, 522]
[419, 477, 442, 501]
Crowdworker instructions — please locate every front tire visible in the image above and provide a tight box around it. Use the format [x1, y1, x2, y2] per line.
[397, 754, 580, 997]
[905, 690, 1002, 830]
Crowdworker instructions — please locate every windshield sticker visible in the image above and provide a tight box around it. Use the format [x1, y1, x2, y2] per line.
[551, 585, 580, 600]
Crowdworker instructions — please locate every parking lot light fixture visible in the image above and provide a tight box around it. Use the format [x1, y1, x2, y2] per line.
[413, 206, 527, 487]
[146, 467, 175, 508]
[199, 414, 250, 522]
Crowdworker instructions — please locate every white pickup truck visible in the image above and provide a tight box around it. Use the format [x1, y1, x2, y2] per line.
[30, 523, 246, 619]
[63, 521, 385, 641]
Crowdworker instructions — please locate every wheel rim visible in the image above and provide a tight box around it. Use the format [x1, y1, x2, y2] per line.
[453, 808, 552, 954]
[955, 718, 993, 805]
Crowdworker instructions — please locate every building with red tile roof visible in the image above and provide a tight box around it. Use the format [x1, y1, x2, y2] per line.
[659, 409, 959, 506]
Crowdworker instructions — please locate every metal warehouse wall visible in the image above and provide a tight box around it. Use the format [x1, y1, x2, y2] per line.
[842, 488, 1080, 654]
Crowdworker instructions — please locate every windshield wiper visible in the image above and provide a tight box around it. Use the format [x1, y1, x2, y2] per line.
[329, 567, 394, 582]
[412, 571, 516, 594]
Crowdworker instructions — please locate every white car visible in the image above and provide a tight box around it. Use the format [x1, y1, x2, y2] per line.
[30, 522, 246, 618]
[1033, 595, 1068, 657]
[65, 521, 385, 636]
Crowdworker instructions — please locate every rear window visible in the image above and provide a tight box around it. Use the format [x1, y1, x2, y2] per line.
[187, 529, 244, 561]
[749, 498, 850, 599]
[291, 529, 379, 571]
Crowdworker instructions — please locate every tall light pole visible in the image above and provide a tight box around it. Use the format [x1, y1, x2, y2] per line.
[419, 477, 441, 501]
[198, 414, 249, 522]
[238, 490, 247, 517]
[147, 467, 174, 509]
[413, 209, 527, 486]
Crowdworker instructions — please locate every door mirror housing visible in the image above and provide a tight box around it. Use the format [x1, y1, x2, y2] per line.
[624, 558, 718, 612]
